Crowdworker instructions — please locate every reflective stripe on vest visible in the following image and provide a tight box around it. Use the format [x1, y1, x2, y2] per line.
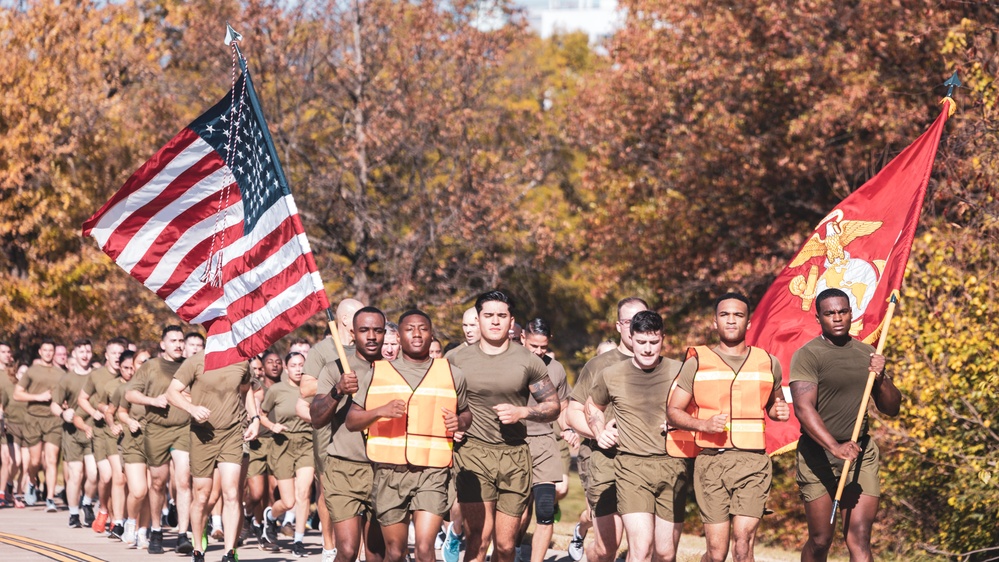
[364, 359, 457, 468]
[690, 346, 774, 450]
[665, 347, 702, 458]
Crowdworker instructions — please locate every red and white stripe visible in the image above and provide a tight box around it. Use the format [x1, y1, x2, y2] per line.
[84, 127, 328, 370]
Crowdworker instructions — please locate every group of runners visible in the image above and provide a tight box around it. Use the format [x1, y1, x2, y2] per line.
[0, 287, 899, 562]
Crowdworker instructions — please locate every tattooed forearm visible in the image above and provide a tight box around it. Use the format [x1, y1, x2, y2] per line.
[529, 378, 558, 402]
[524, 398, 560, 423]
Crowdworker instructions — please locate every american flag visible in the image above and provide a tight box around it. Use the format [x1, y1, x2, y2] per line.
[83, 72, 329, 370]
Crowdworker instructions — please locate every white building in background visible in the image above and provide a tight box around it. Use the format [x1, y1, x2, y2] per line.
[519, 0, 622, 44]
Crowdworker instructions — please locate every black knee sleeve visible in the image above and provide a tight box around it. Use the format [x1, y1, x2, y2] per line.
[533, 483, 557, 525]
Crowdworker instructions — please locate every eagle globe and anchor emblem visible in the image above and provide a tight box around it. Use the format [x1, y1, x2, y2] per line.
[787, 209, 885, 335]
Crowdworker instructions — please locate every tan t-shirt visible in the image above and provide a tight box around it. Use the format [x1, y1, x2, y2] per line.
[526, 357, 569, 436]
[675, 347, 782, 394]
[315, 352, 374, 462]
[55, 371, 91, 427]
[1, 372, 27, 426]
[17, 364, 64, 417]
[448, 343, 549, 445]
[790, 336, 876, 441]
[127, 357, 188, 427]
[113, 378, 144, 421]
[569, 348, 629, 422]
[81, 366, 118, 425]
[262, 380, 311, 434]
[304, 340, 354, 382]
[174, 351, 251, 431]
[590, 357, 683, 456]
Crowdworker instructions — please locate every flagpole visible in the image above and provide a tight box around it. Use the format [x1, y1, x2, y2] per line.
[225, 24, 352, 372]
[830, 293, 899, 523]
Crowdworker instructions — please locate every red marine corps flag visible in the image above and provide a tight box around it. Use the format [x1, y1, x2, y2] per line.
[83, 28, 328, 370]
[747, 93, 956, 455]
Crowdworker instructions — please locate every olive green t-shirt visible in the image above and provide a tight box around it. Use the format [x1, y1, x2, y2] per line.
[569, 348, 629, 422]
[81, 366, 118, 425]
[1, 373, 27, 426]
[55, 371, 91, 427]
[790, 336, 876, 441]
[304, 340, 355, 382]
[526, 357, 569, 437]
[113, 378, 145, 421]
[262, 380, 311, 434]
[17, 364, 64, 417]
[127, 357, 188, 427]
[448, 343, 549, 445]
[590, 357, 683, 456]
[675, 347, 782, 395]
[315, 352, 374, 462]
[174, 351, 251, 431]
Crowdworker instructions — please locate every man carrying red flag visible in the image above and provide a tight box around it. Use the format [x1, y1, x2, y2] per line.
[790, 288, 901, 562]
[746, 99, 954, 455]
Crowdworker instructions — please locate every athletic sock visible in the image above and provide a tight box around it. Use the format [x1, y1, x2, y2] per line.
[282, 512, 295, 525]
[294, 532, 304, 542]
[212, 515, 223, 529]
[81, 497, 93, 506]
[69, 507, 80, 515]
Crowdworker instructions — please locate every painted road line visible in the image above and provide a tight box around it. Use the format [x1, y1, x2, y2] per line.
[0, 533, 106, 562]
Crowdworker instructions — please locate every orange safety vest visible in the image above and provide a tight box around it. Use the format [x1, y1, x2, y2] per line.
[364, 359, 458, 468]
[666, 346, 774, 456]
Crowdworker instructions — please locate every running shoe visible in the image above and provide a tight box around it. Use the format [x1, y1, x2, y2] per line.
[109, 523, 125, 540]
[148, 529, 164, 554]
[46, 498, 58, 512]
[435, 528, 446, 550]
[261, 507, 277, 542]
[211, 522, 225, 541]
[23, 485, 37, 507]
[321, 549, 337, 562]
[136, 529, 150, 550]
[280, 520, 295, 537]
[568, 523, 585, 562]
[191, 551, 205, 562]
[221, 549, 239, 562]
[177, 532, 194, 554]
[92, 510, 108, 533]
[82, 504, 96, 527]
[292, 541, 307, 557]
[68, 513, 82, 528]
[167, 501, 178, 528]
[442, 521, 463, 562]
[121, 520, 136, 545]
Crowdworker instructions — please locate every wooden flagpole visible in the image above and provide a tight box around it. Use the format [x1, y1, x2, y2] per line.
[830, 293, 899, 523]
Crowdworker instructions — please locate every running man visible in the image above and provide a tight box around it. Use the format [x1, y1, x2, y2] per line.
[448, 290, 561, 562]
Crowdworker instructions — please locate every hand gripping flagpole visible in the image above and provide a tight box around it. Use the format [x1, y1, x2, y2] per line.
[225, 23, 352, 372]
[830, 293, 899, 524]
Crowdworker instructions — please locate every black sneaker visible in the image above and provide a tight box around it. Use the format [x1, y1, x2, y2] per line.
[292, 541, 307, 557]
[221, 549, 239, 562]
[82, 505, 95, 527]
[109, 523, 125, 540]
[176, 533, 194, 554]
[192, 551, 205, 562]
[167, 501, 178, 528]
[257, 533, 279, 552]
[68, 514, 82, 528]
[148, 529, 164, 554]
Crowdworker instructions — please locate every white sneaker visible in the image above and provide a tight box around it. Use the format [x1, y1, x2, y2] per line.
[321, 548, 337, 562]
[136, 529, 149, 550]
[121, 520, 136, 545]
[435, 528, 446, 550]
[568, 523, 585, 561]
